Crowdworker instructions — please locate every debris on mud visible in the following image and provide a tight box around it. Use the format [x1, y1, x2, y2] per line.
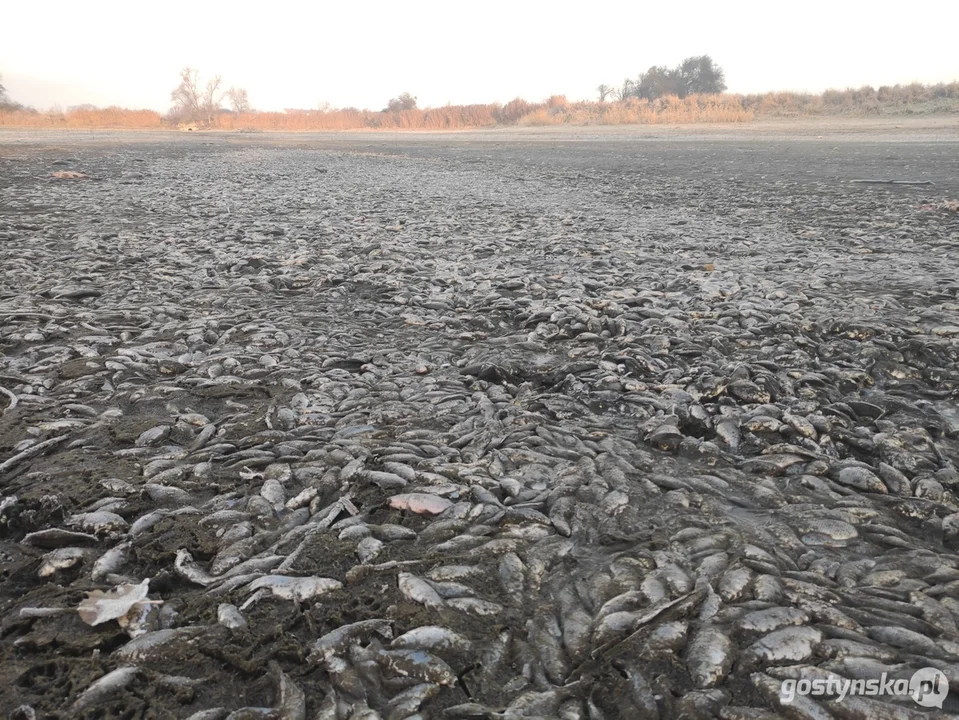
[77, 579, 159, 628]
[49, 170, 88, 180]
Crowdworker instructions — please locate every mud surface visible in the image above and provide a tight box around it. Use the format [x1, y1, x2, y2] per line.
[1, 128, 958, 719]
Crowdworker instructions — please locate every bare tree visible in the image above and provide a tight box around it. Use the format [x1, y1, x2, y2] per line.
[203, 74, 224, 124]
[0, 75, 30, 112]
[0, 74, 12, 109]
[171, 68, 202, 122]
[171, 68, 225, 125]
[227, 87, 251, 114]
[616, 78, 635, 102]
[597, 84, 613, 103]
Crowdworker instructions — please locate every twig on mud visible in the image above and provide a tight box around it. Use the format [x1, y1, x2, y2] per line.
[344, 558, 433, 584]
[197, 642, 260, 675]
[19, 607, 72, 618]
[0, 387, 17, 413]
[79, 321, 110, 333]
[0, 434, 70, 475]
[0, 312, 59, 320]
[567, 588, 705, 683]
[0, 374, 31, 385]
[851, 179, 933, 185]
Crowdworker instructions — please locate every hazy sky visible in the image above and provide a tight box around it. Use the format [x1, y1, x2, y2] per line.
[3, 1, 958, 112]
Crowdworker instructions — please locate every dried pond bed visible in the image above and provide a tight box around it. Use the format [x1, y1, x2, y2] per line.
[0, 130, 958, 718]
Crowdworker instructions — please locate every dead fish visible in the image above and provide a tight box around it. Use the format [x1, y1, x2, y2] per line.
[143, 483, 193, 506]
[260, 478, 286, 509]
[385, 682, 440, 719]
[865, 625, 940, 655]
[398, 572, 445, 608]
[364, 470, 409, 488]
[135, 425, 171, 447]
[738, 607, 809, 635]
[718, 566, 753, 602]
[686, 625, 735, 688]
[175, 549, 217, 586]
[113, 626, 205, 661]
[391, 626, 474, 656]
[309, 619, 394, 664]
[593, 609, 646, 647]
[71, 666, 139, 711]
[389, 493, 453, 515]
[443, 703, 501, 719]
[499, 552, 527, 598]
[91, 542, 132, 581]
[244, 575, 342, 602]
[597, 590, 646, 620]
[799, 518, 858, 545]
[783, 412, 817, 439]
[728, 380, 770, 404]
[877, 463, 912, 496]
[199, 510, 252, 529]
[750, 671, 833, 720]
[217, 603, 247, 630]
[445, 597, 504, 615]
[129, 509, 172, 537]
[753, 575, 783, 603]
[714, 419, 741, 452]
[286, 487, 318, 510]
[183, 711, 230, 720]
[370, 523, 418, 541]
[223, 708, 280, 719]
[427, 565, 483, 582]
[646, 620, 688, 652]
[357, 536, 385, 563]
[833, 466, 888, 494]
[22, 528, 99, 548]
[742, 626, 823, 665]
[271, 661, 306, 720]
[372, 648, 458, 686]
[38, 547, 88, 577]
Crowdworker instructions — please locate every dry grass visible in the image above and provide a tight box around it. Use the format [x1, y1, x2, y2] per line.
[519, 95, 755, 126]
[0, 83, 956, 131]
[0, 107, 162, 128]
[741, 82, 959, 116]
[213, 104, 500, 131]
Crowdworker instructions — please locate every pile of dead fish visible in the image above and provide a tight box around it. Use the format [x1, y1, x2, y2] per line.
[0, 136, 958, 718]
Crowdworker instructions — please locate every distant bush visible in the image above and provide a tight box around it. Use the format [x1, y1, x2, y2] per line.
[631, 56, 727, 100]
[495, 98, 533, 124]
[385, 93, 418, 112]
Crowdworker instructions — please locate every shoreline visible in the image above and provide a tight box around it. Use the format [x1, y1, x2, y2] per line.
[1, 115, 958, 144]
